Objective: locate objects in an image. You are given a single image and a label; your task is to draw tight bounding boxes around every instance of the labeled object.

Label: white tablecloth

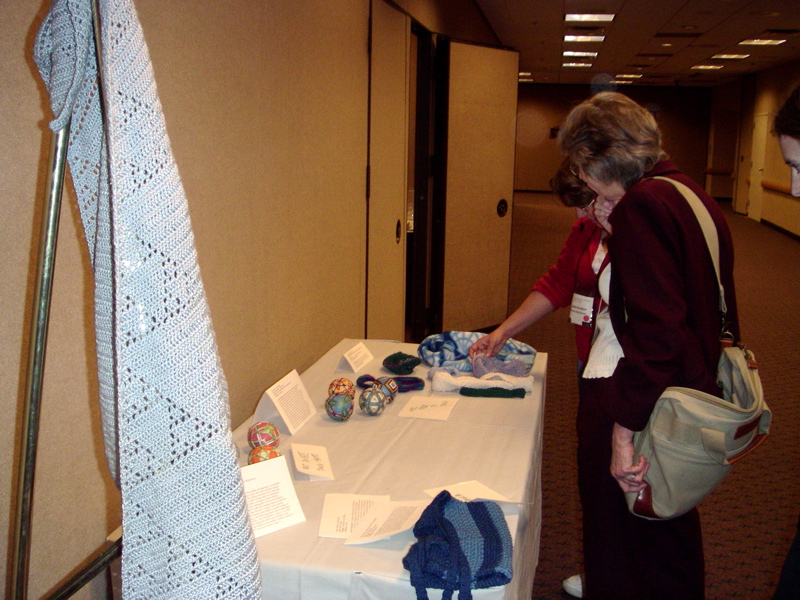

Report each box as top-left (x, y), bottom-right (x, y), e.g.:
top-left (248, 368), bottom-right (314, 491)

top-left (232, 339), bottom-right (546, 600)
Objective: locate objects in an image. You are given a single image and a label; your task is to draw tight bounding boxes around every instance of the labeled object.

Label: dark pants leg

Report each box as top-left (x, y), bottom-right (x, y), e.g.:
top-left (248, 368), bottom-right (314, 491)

top-left (773, 515), bottom-right (800, 600)
top-left (577, 377), bottom-right (705, 600)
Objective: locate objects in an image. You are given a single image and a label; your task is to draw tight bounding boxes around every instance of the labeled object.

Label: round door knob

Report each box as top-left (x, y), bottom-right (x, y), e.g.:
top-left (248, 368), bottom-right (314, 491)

top-left (497, 199), bottom-right (508, 217)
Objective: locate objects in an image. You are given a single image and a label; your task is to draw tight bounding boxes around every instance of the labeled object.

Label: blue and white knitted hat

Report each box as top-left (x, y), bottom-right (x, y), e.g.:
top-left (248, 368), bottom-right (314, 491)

top-left (403, 490), bottom-right (513, 600)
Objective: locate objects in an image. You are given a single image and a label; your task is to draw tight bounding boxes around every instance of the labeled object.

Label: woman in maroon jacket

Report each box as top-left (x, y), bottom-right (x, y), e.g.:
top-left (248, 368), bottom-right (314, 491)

top-left (558, 92), bottom-right (739, 600)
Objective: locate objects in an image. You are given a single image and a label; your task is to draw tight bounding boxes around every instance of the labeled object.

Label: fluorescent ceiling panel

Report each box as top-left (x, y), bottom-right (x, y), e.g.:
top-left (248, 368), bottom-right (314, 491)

top-left (739, 38), bottom-right (786, 45)
top-left (564, 35), bottom-right (605, 42)
top-left (565, 14), bottom-right (615, 23)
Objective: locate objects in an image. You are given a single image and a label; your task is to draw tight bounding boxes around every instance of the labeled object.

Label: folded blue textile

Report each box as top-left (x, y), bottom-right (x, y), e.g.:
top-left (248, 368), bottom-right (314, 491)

top-left (403, 490), bottom-right (513, 600)
top-left (417, 331), bottom-right (535, 372)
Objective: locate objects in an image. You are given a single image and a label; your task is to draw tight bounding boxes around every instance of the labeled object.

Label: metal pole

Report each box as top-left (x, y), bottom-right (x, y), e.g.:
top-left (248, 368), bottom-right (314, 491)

top-left (41, 538), bottom-right (122, 600)
top-left (11, 122), bottom-right (71, 600)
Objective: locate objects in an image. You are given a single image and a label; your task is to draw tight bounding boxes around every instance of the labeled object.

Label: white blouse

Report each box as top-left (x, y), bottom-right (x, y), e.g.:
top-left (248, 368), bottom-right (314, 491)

top-left (582, 243), bottom-right (625, 379)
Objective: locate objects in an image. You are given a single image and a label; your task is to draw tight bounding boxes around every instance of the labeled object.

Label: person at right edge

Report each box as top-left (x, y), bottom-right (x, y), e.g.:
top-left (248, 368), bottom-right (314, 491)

top-left (557, 91), bottom-right (740, 600)
top-left (772, 84), bottom-right (800, 600)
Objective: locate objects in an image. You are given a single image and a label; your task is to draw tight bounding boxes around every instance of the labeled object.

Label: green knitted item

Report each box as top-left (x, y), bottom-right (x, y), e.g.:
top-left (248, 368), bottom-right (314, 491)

top-left (459, 387), bottom-right (525, 399)
top-left (383, 351), bottom-right (421, 375)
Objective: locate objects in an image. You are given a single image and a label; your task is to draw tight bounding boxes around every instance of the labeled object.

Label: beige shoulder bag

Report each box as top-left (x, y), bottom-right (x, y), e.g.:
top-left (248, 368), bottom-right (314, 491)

top-left (626, 177), bottom-right (771, 520)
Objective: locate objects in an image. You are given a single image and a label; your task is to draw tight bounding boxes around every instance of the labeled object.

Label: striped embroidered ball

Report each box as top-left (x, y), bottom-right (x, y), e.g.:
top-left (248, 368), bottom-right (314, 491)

top-left (359, 386), bottom-right (386, 416)
top-left (248, 446), bottom-right (282, 464)
top-left (247, 421), bottom-right (280, 449)
top-left (328, 377), bottom-right (356, 398)
top-left (375, 376), bottom-right (399, 403)
top-left (325, 393), bottom-right (354, 421)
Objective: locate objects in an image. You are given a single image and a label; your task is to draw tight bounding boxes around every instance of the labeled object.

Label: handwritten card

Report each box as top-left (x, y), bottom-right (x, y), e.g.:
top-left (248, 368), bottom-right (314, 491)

top-left (241, 455), bottom-right (306, 538)
top-left (318, 493), bottom-right (390, 538)
top-left (397, 395), bottom-right (459, 420)
top-left (337, 342), bottom-right (374, 372)
top-left (291, 443), bottom-right (334, 480)
top-left (344, 499), bottom-right (428, 545)
top-left (260, 370), bottom-right (316, 435)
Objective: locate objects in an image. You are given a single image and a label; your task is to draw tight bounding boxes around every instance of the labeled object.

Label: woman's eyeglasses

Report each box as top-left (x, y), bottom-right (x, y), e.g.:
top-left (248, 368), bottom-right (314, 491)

top-left (576, 191), bottom-right (598, 210)
top-left (568, 163), bottom-right (598, 209)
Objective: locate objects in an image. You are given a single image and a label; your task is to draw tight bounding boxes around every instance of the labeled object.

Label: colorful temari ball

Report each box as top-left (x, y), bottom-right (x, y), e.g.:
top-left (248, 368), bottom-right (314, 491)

top-left (248, 446), bottom-right (282, 464)
top-left (359, 386), bottom-right (386, 416)
top-left (328, 377), bottom-right (356, 398)
top-left (248, 421), bottom-right (280, 449)
top-left (326, 393), bottom-right (354, 421)
top-left (375, 376), bottom-right (399, 403)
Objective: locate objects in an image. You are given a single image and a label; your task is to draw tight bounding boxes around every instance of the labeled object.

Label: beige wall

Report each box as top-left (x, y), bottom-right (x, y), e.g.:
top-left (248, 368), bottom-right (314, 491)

top-left (393, 0), bottom-right (497, 44)
top-left (750, 60), bottom-right (800, 235)
top-left (137, 0), bottom-right (370, 427)
top-left (2, 1), bottom-right (370, 597)
top-left (0, 0), bottom-right (495, 598)
top-left (515, 84), bottom-right (712, 191)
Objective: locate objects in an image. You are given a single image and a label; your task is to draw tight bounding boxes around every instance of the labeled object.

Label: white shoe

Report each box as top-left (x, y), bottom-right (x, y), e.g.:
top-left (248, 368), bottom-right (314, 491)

top-left (562, 573), bottom-right (584, 598)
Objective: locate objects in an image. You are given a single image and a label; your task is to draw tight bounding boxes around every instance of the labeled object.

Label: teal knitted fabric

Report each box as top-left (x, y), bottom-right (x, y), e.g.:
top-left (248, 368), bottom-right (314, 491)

top-left (459, 387), bottom-right (526, 399)
top-left (383, 351), bottom-right (422, 375)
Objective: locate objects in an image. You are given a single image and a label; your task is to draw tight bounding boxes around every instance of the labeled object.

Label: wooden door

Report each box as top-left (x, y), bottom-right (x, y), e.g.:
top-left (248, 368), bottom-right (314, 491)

top-left (367, 0), bottom-right (409, 340)
top-left (747, 113), bottom-right (769, 221)
top-left (442, 41), bottom-right (519, 331)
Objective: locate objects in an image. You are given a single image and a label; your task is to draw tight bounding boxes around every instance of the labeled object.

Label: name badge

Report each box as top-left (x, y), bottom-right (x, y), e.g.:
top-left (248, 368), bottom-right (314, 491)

top-left (569, 293), bottom-right (595, 327)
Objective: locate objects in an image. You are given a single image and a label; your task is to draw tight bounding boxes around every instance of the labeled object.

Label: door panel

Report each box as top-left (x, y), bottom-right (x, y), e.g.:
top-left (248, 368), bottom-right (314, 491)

top-left (367, 0), bottom-right (409, 340)
top-left (442, 42), bottom-right (519, 331)
top-left (747, 113), bottom-right (768, 221)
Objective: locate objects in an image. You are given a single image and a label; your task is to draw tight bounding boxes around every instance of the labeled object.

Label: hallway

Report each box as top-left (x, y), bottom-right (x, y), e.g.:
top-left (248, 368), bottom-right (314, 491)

top-left (506, 192), bottom-right (800, 599)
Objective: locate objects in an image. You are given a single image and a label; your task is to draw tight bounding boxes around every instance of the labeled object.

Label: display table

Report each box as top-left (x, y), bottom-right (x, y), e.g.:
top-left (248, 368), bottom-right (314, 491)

top-left (232, 339), bottom-right (546, 600)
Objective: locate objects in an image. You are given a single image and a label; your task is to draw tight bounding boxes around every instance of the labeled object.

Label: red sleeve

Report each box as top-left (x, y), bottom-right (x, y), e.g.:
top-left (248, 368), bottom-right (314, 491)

top-left (533, 219), bottom-right (599, 310)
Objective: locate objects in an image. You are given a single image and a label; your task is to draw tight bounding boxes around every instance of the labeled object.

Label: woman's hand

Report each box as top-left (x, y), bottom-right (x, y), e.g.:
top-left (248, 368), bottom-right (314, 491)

top-left (590, 195), bottom-right (619, 235)
top-left (610, 422), bottom-right (650, 493)
top-left (469, 329), bottom-right (508, 358)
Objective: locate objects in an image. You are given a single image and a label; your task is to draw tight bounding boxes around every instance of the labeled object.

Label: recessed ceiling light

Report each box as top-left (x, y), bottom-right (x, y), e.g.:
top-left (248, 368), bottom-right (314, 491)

top-left (518, 78), bottom-right (535, 83)
top-left (564, 35), bottom-right (605, 43)
top-left (662, 43), bottom-right (673, 47)
top-left (691, 64), bottom-right (724, 70)
top-left (519, 71), bottom-right (532, 76)
top-left (563, 51), bottom-right (598, 58)
top-left (712, 54), bottom-right (750, 60)
top-left (609, 80), bottom-right (633, 84)
top-left (739, 38), bottom-right (786, 45)
top-left (565, 14), bottom-right (615, 23)
top-left (563, 62), bottom-right (593, 68)
top-left (616, 74), bottom-right (642, 79)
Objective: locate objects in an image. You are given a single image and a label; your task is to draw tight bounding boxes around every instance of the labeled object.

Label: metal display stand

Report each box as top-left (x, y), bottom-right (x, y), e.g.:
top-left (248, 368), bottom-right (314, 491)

top-left (9, 3), bottom-right (122, 598)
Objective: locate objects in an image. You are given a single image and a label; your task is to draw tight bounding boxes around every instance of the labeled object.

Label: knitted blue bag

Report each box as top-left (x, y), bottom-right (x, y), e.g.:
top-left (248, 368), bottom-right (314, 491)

top-left (403, 490), bottom-right (513, 600)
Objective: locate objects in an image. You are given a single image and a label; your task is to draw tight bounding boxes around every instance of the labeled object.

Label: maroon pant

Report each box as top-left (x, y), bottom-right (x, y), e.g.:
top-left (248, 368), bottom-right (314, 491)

top-left (577, 377), bottom-right (705, 600)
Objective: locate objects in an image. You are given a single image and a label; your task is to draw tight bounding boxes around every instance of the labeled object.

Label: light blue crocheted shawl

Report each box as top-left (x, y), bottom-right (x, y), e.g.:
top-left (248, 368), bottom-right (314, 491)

top-left (34, 1), bottom-right (261, 598)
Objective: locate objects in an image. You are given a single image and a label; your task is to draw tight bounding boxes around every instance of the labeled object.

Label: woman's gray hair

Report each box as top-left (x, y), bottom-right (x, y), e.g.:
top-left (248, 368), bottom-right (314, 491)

top-left (557, 92), bottom-right (668, 189)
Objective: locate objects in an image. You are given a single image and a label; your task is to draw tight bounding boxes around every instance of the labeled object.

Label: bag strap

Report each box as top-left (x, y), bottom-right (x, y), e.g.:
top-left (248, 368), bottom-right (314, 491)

top-left (649, 177), bottom-right (729, 322)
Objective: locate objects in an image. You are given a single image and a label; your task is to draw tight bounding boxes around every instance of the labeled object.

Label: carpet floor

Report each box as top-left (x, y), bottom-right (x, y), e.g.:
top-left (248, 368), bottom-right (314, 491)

top-left (506, 192), bottom-right (800, 600)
